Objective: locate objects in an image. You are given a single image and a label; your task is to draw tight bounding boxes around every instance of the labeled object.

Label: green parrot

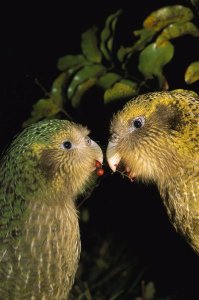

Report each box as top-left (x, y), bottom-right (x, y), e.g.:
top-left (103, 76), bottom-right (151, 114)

top-left (107, 90), bottom-right (199, 254)
top-left (0, 119), bottom-right (103, 299)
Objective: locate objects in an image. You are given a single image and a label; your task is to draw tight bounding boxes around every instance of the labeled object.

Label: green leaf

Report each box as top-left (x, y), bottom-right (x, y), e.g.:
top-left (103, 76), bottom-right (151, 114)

top-left (117, 46), bottom-right (128, 63)
top-left (52, 64), bottom-right (86, 105)
top-left (71, 78), bottom-right (97, 108)
top-left (107, 10), bottom-right (122, 53)
top-left (50, 72), bottom-right (68, 107)
top-left (104, 79), bottom-right (137, 104)
top-left (98, 72), bottom-right (122, 90)
top-left (32, 99), bottom-right (60, 118)
top-left (138, 41), bottom-right (174, 87)
top-left (57, 54), bottom-right (88, 71)
top-left (23, 98), bottom-right (60, 126)
top-left (81, 209), bottom-right (90, 223)
top-left (132, 28), bottom-right (155, 51)
top-left (120, 79), bottom-right (138, 87)
top-left (145, 281), bottom-right (156, 300)
top-left (24, 70), bottom-right (74, 125)
top-left (156, 22), bottom-right (199, 45)
top-left (117, 29), bottom-right (155, 63)
top-left (100, 10), bottom-right (122, 61)
top-left (143, 5), bottom-right (193, 32)
top-left (81, 26), bottom-right (102, 63)
top-left (67, 64), bottom-right (106, 99)
top-left (185, 61), bottom-right (199, 84)
top-left (189, 0), bottom-right (199, 8)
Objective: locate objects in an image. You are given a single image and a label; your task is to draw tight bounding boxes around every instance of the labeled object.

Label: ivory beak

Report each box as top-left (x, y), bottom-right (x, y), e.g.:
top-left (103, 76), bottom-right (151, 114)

top-left (106, 142), bottom-right (121, 172)
top-left (93, 140), bottom-right (103, 165)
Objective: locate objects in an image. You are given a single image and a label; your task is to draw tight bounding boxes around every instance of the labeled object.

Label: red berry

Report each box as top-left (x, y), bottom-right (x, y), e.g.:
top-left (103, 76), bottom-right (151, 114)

top-left (95, 160), bottom-right (102, 168)
top-left (96, 168), bottom-right (104, 176)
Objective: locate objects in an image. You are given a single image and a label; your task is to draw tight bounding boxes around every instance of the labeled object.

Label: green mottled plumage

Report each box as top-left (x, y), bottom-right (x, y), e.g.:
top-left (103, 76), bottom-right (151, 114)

top-left (107, 90), bottom-right (199, 253)
top-left (0, 119), bottom-right (103, 299)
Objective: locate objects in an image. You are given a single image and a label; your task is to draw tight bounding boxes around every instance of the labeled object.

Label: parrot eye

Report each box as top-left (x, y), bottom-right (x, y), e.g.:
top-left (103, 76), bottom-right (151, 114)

top-left (61, 141), bottom-right (72, 150)
top-left (85, 136), bottom-right (92, 146)
top-left (132, 117), bottom-right (145, 129)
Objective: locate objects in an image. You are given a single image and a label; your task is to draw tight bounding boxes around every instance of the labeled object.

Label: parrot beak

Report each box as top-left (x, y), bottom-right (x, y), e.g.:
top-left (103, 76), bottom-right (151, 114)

top-left (92, 140), bottom-right (103, 170)
top-left (97, 153), bottom-right (104, 166)
top-left (106, 141), bottom-right (121, 172)
top-left (94, 142), bottom-right (103, 165)
top-left (107, 141), bottom-right (136, 180)
top-left (95, 154), bottom-right (103, 166)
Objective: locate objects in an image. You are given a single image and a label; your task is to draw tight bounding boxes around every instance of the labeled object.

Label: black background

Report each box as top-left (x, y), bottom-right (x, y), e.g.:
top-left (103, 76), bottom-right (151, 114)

top-left (1, 1), bottom-right (199, 299)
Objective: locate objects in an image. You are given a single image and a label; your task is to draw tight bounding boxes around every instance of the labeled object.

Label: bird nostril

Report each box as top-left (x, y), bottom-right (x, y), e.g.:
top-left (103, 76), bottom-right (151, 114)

top-left (109, 133), bottom-right (119, 143)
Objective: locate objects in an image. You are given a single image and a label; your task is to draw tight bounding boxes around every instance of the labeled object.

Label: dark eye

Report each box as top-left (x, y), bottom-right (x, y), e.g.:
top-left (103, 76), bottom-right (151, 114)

top-left (62, 141), bottom-right (72, 149)
top-left (85, 136), bottom-right (92, 145)
top-left (132, 117), bottom-right (145, 129)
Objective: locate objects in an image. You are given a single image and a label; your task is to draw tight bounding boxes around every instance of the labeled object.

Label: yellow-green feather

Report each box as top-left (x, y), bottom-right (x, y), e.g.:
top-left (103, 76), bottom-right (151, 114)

top-left (110, 90), bottom-right (199, 253)
top-left (0, 119), bottom-right (102, 299)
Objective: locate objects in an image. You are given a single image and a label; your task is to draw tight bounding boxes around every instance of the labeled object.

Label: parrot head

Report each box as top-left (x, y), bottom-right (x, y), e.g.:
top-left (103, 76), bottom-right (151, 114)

top-left (1, 119), bottom-right (103, 201)
top-left (107, 90), bottom-right (199, 185)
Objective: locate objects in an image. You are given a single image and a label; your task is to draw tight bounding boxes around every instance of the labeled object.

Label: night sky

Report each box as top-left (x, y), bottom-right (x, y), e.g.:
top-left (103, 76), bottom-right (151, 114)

top-left (1, 1), bottom-right (199, 299)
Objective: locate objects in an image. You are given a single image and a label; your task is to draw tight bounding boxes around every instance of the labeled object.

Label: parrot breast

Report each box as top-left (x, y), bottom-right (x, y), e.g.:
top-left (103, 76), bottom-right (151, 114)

top-left (0, 197), bottom-right (80, 299)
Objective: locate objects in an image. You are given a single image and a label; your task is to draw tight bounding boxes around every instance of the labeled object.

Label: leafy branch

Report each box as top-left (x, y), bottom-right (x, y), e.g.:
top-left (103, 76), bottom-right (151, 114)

top-left (24, 4), bottom-right (199, 126)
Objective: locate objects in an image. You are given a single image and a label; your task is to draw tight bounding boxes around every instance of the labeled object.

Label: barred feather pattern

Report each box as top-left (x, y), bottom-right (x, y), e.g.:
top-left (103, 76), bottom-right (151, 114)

top-left (0, 199), bottom-right (80, 299)
top-left (0, 119), bottom-right (103, 299)
top-left (161, 166), bottom-right (199, 253)
top-left (107, 90), bottom-right (199, 253)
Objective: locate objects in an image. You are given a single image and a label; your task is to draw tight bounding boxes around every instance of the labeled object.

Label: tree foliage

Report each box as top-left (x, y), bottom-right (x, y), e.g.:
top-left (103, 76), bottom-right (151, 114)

top-left (24, 4), bottom-right (199, 127)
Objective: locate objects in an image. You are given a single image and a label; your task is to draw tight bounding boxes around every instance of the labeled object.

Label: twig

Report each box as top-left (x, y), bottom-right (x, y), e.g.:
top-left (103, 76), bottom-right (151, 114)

top-left (60, 108), bottom-right (73, 121)
top-left (34, 78), bottom-right (50, 97)
top-left (91, 261), bottom-right (131, 290)
top-left (35, 78), bottom-right (73, 120)
top-left (128, 266), bottom-right (148, 292)
top-left (84, 282), bottom-right (93, 300)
